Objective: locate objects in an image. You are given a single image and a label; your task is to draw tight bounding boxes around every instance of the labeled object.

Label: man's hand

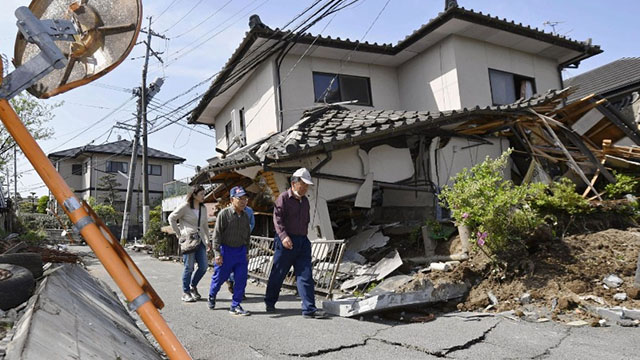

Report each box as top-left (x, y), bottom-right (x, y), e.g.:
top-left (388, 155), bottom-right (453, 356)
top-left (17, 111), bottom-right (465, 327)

top-left (282, 236), bottom-right (293, 250)
top-left (215, 255), bottom-right (223, 266)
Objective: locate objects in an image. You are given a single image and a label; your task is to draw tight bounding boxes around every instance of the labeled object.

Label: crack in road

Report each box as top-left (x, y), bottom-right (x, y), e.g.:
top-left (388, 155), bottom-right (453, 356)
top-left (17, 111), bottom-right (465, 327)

top-left (191, 324), bottom-right (267, 357)
top-left (531, 327), bottom-right (573, 359)
top-left (284, 320), bottom-right (501, 358)
top-left (283, 327), bottom-right (389, 357)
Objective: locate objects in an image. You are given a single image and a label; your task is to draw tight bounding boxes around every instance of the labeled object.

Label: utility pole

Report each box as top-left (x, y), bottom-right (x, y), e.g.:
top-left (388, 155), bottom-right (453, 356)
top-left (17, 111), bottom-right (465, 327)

top-left (134, 17), bottom-right (166, 236)
top-left (120, 76), bottom-right (163, 244)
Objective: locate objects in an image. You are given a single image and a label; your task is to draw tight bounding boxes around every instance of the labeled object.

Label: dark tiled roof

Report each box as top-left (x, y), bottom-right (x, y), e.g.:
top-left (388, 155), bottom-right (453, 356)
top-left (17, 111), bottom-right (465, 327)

top-left (189, 6), bottom-right (600, 124)
top-left (48, 140), bottom-right (186, 162)
top-left (565, 57), bottom-right (640, 103)
top-left (193, 88), bottom-right (569, 183)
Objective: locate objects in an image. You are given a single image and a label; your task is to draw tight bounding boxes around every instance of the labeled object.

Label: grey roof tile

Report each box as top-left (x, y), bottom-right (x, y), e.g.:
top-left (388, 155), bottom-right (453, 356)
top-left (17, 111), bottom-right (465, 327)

top-left (48, 140), bottom-right (186, 162)
top-left (565, 57), bottom-right (640, 103)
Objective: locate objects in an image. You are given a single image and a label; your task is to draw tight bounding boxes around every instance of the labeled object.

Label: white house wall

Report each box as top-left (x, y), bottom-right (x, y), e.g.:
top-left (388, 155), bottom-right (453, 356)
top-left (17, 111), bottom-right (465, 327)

top-left (452, 35), bottom-right (561, 108)
top-left (279, 55), bottom-right (401, 130)
top-left (429, 136), bottom-right (511, 189)
top-left (397, 36), bottom-right (461, 112)
top-left (215, 60), bottom-right (278, 150)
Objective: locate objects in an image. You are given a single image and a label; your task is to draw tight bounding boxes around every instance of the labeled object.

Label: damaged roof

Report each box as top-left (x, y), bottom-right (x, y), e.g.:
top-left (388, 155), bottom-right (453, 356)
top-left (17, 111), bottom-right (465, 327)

top-left (189, 5), bottom-right (601, 125)
top-left (48, 140), bottom-right (186, 163)
top-left (565, 57), bottom-right (640, 103)
top-left (192, 88), bottom-right (570, 183)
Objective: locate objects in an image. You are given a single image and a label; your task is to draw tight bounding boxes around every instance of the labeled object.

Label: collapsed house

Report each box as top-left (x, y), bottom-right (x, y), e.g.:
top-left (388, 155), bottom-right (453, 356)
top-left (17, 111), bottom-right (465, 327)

top-left (183, 2), bottom-right (640, 307)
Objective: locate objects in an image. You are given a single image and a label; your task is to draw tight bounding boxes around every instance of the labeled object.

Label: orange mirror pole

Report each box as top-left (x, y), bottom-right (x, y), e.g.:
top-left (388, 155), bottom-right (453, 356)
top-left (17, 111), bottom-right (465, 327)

top-left (0, 99), bottom-right (192, 360)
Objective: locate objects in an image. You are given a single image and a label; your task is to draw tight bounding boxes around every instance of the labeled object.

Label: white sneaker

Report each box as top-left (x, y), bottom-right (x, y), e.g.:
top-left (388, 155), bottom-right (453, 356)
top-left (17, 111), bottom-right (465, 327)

top-left (182, 293), bottom-right (196, 302)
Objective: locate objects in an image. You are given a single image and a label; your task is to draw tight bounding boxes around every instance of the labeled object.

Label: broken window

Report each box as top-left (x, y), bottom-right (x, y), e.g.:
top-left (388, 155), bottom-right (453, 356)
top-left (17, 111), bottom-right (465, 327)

top-left (489, 69), bottom-right (536, 105)
top-left (313, 72), bottom-right (372, 106)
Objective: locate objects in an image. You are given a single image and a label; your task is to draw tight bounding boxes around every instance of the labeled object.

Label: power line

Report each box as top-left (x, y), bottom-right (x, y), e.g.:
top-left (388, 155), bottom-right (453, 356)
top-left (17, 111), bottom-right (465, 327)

top-left (151, 0), bottom-right (184, 24)
top-left (172, 0), bottom-right (234, 39)
top-left (161, 0), bottom-right (207, 33)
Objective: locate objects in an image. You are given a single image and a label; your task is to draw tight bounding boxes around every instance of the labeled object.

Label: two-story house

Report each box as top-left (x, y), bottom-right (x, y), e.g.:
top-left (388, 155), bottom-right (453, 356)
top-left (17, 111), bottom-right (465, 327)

top-left (187, 2), bottom-right (603, 240)
top-left (48, 139), bottom-right (185, 235)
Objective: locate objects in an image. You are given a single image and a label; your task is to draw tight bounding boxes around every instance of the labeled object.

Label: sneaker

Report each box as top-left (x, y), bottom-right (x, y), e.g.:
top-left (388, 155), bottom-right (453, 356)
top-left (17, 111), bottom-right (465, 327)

top-left (207, 296), bottom-right (216, 310)
top-left (303, 309), bottom-right (328, 319)
top-left (190, 286), bottom-right (202, 301)
top-left (182, 293), bottom-right (196, 303)
top-left (229, 305), bottom-right (251, 316)
top-left (227, 280), bottom-right (234, 294)
top-left (265, 304), bottom-right (276, 313)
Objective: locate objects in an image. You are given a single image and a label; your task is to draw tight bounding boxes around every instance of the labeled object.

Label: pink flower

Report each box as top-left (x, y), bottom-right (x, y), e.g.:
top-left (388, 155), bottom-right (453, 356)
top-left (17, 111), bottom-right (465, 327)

top-left (462, 212), bottom-right (469, 219)
top-left (476, 231), bottom-right (488, 246)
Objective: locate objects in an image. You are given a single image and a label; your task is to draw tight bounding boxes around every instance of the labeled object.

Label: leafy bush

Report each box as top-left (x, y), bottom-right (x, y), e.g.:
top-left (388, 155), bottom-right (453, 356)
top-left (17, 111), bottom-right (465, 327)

top-left (604, 172), bottom-right (640, 199)
top-left (531, 178), bottom-right (591, 215)
top-left (143, 205), bottom-right (172, 257)
top-left (438, 149), bottom-right (544, 259)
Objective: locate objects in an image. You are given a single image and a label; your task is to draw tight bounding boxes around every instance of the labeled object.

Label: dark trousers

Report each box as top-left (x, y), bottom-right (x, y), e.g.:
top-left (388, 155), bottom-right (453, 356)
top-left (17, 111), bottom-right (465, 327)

top-left (265, 234), bottom-right (317, 315)
top-left (182, 241), bottom-right (208, 293)
top-left (209, 245), bottom-right (248, 307)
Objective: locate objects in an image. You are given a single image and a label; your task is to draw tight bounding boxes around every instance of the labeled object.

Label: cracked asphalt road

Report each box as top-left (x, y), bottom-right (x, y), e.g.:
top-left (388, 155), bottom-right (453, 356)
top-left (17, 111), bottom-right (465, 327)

top-left (81, 248), bottom-right (639, 359)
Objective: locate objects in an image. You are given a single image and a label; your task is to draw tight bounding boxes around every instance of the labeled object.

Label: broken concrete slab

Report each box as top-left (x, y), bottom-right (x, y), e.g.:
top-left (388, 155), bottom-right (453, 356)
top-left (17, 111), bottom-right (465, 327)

top-left (340, 250), bottom-right (402, 290)
top-left (325, 281), bottom-right (467, 317)
top-left (5, 264), bottom-right (160, 360)
top-left (369, 275), bottom-right (413, 295)
top-left (345, 227), bottom-right (389, 254)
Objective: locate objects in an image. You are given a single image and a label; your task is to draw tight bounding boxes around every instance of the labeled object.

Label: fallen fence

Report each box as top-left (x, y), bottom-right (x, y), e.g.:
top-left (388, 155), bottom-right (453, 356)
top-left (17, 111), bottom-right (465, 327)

top-left (247, 236), bottom-right (346, 297)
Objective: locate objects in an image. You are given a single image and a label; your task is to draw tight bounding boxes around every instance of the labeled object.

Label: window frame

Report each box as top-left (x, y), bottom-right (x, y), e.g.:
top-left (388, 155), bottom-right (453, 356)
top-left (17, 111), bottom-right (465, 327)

top-left (71, 164), bottom-right (83, 176)
top-left (224, 121), bottom-right (232, 147)
top-left (488, 68), bottom-right (536, 106)
top-left (312, 71), bottom-right (373, 106)
top-left (106, 161), bottom-right (128, 174)
top-left (148, 164), bottom-right (162, 176)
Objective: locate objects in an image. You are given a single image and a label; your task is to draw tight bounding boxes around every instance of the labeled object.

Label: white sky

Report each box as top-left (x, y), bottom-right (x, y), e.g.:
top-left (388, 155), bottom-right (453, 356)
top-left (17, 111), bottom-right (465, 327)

top-left (0, 0), bottom-right (638, 196)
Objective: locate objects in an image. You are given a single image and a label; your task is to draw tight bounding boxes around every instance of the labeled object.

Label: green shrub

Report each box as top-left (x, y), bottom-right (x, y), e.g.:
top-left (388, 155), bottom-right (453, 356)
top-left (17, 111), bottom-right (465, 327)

top-left (531, 178), bottom-right (591, 215)
top-left (604, 172), bottom-right (640, 199)
top-left (438, 149), bottom-right (543, 259)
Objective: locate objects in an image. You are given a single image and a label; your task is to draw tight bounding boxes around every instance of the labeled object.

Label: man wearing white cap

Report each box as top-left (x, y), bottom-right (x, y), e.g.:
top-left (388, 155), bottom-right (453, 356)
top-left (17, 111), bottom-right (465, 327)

top-left (264, 168), bottom-right (327, 318)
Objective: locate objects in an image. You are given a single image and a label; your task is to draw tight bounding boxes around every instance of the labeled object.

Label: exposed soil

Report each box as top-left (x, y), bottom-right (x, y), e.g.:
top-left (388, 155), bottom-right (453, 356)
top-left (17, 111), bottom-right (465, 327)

top-left (423, 228), bottom-right (640, 317)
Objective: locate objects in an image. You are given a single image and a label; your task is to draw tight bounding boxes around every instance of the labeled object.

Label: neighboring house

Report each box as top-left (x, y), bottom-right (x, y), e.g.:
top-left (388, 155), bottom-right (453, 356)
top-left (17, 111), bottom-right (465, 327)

top-left (189, 1), bottom-right (600, 156)
top-left (48, 139), bottom-right (185, 231)
top-left (565, 57), bottom-right (640, 147)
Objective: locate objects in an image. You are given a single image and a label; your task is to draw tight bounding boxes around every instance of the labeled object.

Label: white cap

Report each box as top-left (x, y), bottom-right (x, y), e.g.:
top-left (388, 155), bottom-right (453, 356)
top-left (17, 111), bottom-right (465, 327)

top-left (292, 167), bottom-right (313, 185)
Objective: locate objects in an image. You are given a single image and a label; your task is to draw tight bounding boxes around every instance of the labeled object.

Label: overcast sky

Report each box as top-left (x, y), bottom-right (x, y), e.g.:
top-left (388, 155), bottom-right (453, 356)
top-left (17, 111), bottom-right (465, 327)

top-left (1, 0), bottom-right (638, 196)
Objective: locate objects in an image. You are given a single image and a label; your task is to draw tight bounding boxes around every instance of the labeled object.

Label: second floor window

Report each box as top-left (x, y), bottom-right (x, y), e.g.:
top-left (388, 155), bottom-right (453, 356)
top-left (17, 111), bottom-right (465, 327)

top-left (148, 164), bottom-right (162, 176)
top-left (313, 72), bottom-right (372, 106)
top-left (225, 121), bottom-right (232, 146)
top-left (106, 161), bottom-right (128, 174)
top-left (71, 164), bottom-right (82, 175)
top-left (489, 69), bottom-right (536, 105)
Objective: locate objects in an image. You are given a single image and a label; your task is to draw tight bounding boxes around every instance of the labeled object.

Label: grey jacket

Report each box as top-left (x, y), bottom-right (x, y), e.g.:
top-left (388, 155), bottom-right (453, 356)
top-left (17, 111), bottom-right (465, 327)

top-left (168, 202), bottom-right (210, 246)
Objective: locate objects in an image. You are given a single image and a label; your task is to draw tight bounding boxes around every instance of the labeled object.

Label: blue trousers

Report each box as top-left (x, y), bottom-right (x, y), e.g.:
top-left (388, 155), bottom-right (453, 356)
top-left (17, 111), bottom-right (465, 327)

top-left (209, 245), bottom-right (248, 307)
top-left (182, 241), bottom-right (208, 293)
top-left (265, 234), bottom-right (317, 315)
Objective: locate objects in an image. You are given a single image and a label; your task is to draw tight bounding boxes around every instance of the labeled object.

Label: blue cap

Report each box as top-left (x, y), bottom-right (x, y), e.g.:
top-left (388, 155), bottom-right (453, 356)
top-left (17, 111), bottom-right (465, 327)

top-left (230, 186), bottom-right (247, 198)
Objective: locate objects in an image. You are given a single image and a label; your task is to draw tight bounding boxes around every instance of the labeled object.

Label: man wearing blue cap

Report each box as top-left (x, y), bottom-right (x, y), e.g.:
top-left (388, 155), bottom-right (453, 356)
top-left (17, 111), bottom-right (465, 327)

top-left (207, 185), bottom-right (251, 316)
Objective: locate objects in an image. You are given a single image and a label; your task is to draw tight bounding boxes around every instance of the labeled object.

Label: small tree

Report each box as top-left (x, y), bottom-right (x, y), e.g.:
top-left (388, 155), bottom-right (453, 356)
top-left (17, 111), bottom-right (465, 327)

top-left (36, 195), bottom-right (49, 214)
top-left (87, 196), bottom-right (119, 225)
top-left (98, 174), bottom-right (121, 206)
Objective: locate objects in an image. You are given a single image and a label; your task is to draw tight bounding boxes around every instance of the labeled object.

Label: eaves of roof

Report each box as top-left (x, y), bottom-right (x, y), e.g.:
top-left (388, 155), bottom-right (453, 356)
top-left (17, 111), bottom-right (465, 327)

top-left (188, 6), bottom-right (601, 125)
top-left (191, 88), bottom-right (569, 185)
